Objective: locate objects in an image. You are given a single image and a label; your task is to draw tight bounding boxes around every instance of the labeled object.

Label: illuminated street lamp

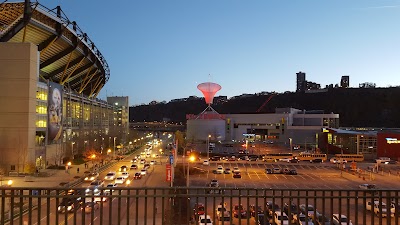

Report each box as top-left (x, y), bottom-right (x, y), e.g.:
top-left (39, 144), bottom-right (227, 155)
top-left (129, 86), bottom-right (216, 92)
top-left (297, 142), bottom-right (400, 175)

top-left (107, 149), bottom-right (112, 154)
top-left (206, 134), bottom-right (211, 160)
top-left (71, 142), bottom-right (75, 159)
top-left (113, 137), bottom-right (117, 159)
top-left (187, 155), bottom-right (196, 187)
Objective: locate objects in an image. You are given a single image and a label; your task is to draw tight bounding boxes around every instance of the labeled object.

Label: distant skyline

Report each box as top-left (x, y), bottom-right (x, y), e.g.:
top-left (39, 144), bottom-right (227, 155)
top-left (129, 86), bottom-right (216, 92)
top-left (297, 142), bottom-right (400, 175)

top-left (38, 0), bottom-right (400, 105)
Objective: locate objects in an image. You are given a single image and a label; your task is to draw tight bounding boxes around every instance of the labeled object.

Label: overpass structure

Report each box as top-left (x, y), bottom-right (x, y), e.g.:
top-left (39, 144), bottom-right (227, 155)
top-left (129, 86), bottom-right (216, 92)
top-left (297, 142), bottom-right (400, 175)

top-left (0, 0), bottom-right (109, 97)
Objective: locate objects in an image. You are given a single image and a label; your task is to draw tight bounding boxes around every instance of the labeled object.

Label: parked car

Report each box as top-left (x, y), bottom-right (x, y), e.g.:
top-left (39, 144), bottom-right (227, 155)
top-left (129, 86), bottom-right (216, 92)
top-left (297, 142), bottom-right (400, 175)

top-left (273, 168), bottom-right (282, 174)
top-left (233, 204), bottom-right (248, 218)
top-left (216, 204), bottom-right (231, 221)
top-left (332, 214), bottom-right (353, 225)
top-left (233, 171), bottom-right (242, 178)
top-left (224, 168), bottom-right (231, 174)
top-left (283, 203), bottom-right (299, 216)
top-left (198, 215), bottom-right (213, 225)
top-left (279, 158), bottom-right (291, 163)
top-left (263, 157), bottom-right (277, 162)
top-left (299, 204), bottom-right (320, 219)
top-left (273, 211), bottom-right (290, 225)
top-left (250, 205), bottom-right (264, 217)
top-left (216, 165), bottom-right (224, 174)
top-left (359, 184), bottom-right (377, 190)
top-left (233, 167), bottom-right (240, 173)
top-left (283, 169), bottom-right (297, 175)
top-left (194, 203), bottom-right (205, 217)
top-left (366, 200), bottom-right (392, 217)
top-left (210, 179), bottom-right (219, 187)
top-left (266, 201), bottom-right (281, 216)
top-left (294, 213), bottom-right (314, 225)
top-left (265, 168), bottom-right (273, 174)
top-left (256, 214), bottom-right (270, 225)
top-left (203, 160), bottom-right (210, 166)
top-left (290, 158), bottom-right (300, 163)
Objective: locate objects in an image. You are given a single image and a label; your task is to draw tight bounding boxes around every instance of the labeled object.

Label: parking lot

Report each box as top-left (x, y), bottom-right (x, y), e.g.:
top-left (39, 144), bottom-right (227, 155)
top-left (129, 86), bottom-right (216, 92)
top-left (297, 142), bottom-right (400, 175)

top-left (188, 161), bottom-right (400, 190)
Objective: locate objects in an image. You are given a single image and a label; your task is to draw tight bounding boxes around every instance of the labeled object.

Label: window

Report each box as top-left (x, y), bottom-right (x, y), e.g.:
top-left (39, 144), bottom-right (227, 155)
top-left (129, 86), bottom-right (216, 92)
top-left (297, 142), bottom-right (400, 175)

top-left (11, 165), bottom-right (15, 171)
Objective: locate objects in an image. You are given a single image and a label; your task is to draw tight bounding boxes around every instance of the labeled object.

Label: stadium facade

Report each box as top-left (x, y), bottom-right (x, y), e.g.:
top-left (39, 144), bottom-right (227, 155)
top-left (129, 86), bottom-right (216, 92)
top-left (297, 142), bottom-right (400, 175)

top-left (0, 1), bottom-right (120, 173)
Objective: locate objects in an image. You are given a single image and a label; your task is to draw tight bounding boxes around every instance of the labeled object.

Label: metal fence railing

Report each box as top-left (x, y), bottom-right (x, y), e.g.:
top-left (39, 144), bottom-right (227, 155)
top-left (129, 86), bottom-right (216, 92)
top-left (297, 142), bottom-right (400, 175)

top-left (0, 187), bottom-right (399, 225)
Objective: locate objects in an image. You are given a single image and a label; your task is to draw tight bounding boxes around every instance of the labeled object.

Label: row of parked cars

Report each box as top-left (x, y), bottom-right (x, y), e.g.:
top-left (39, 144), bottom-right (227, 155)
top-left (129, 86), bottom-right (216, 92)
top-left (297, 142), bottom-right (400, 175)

top-left (193, 201), bottom-right (352, 225)
top-left (265, 167), bottom-right (297, 175)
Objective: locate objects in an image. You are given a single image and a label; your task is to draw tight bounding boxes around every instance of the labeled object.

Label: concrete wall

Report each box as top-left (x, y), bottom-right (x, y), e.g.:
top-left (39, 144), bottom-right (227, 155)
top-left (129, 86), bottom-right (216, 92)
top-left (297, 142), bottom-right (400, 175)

top-left (0, 42), bottom-right (38, 173)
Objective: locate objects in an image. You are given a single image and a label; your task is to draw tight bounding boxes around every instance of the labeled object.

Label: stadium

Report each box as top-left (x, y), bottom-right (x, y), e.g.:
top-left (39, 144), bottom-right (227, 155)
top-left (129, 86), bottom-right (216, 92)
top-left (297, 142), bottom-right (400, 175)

top-left (0, 0), bottom-right (124, 174)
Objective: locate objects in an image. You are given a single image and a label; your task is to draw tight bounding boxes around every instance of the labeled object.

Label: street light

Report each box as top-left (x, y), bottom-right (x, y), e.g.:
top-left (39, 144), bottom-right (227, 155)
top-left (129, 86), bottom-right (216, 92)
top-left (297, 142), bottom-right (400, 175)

top-left (113, 137), bottom-right (117, 160)
top-left (206, 134), bottom-right (211, 160)
top-left (289, 138), bottom-right (293, 154)
top-left (186, 155), bottom-right (196, 187)
top-left (71, 142), bottom-right (75, 159)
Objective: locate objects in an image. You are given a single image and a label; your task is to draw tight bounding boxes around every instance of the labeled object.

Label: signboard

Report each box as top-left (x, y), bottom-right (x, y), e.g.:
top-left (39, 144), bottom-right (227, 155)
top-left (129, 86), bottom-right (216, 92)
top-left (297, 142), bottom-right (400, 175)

top-left (166, 164), bottom-right (171, 182)
top-left (47, 82), bottom-right (63, 141)
top-left (169, 155), bottom-right (174, 165)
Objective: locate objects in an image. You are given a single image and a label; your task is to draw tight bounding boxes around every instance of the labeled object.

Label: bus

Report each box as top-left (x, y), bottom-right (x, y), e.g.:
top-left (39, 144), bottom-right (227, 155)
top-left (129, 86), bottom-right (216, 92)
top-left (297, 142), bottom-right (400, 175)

top-left (334, 154), bottom-right (364, 162)
top-left (262, 153), bottom-right (293, 162)
top-left (297, 153), bottom-right (328, 162)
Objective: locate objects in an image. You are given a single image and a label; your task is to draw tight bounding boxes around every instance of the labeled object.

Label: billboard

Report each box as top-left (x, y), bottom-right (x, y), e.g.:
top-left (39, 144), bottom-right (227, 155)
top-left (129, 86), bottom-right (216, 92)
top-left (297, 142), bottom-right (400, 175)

top-left (48, 82), bottom-right (63, 141)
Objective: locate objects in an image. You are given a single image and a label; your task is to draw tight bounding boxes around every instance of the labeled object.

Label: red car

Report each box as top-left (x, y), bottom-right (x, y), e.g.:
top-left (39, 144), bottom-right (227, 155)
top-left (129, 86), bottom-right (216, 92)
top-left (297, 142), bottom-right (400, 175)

top-left (194, 203), bottom-right (205, 216)
top-left (233, 204), bottom-right (247, 218)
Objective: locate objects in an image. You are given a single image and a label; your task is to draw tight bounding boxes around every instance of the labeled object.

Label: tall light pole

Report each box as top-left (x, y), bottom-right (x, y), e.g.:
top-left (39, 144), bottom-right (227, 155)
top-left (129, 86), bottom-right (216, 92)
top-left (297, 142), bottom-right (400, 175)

top-left (206, 134), bottom-right (211, 160)
top-left (113, 137), bottom-right (117, 160)
top-left (187, 155), bottom-right (195, 187)
top-left (71, 142), bottom-right (75, 159)
top-left (289, 138), bottom-right (293, 154)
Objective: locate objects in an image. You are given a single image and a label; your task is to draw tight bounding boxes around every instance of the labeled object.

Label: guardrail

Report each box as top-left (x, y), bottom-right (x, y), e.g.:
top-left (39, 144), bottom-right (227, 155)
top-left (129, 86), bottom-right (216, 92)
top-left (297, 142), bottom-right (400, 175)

top-left (0, 187), bottom-right (399, 225)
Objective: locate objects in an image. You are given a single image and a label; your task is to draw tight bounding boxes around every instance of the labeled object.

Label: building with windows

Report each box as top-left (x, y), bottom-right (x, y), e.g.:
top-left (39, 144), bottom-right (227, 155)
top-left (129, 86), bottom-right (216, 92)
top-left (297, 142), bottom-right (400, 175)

top-left (107, 96), bottom-right (129, 144)
top-left (296, 71), bottom-right (306, 92)
top-left (0, 1), bottom-right (116, 173)
top-left (187, 108), bottom-right (340, 150)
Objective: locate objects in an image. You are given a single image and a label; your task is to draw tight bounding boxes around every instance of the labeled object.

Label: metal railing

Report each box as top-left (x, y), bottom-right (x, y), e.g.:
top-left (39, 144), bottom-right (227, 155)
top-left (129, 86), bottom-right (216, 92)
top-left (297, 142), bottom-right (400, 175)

top-left (0, 187), bottom-right (399, 225)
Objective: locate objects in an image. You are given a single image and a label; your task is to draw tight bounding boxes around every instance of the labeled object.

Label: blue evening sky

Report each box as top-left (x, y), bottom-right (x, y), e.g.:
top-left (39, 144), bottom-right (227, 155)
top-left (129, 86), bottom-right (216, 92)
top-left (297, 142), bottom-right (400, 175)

top-left (38, 0), bottom-right (400, 106)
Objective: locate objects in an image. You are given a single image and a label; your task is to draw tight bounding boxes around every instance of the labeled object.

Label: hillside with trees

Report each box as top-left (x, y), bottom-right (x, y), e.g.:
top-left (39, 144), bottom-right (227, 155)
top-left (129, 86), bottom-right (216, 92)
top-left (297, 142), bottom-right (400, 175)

top-left (129, 88), bottom-right (400, 128)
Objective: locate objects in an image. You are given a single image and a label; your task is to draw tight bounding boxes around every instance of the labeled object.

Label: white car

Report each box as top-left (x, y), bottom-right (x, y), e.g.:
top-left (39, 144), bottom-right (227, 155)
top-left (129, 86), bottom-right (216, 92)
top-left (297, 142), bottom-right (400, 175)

top-left (203, 160), bottom-right (210, 166)
top-left (150, 160), bottom-right (155, 165)
top-left (332, 214), bottom-right (353, 225)
top-left (274, 211), bottom-right (289, 225)
top-left (216, 205), bottom-right (230, 221)
top-left (330, 158), bottom-right (347, 164)
top-left (198, 214), bottom-right (213, 225)
top-left (104, 183), bottom-right (118, 193)
top-left (114, 176), bottom-right (125, 184)
top-left (210, 179), bottom-right (219, 187)
top-left (233, 167), bottom-right (240, 173)
top-left (359, 184), bottom-right (377, 190)
top-left (366, 201), bottom-right (392, 217)
top-left (104, 172), bottom-right (116, 181)
top-left (216, 165), bottom-right (224, 174)
top-left (279, 158), bottom-right (291, 163)
top-left (120, 172), bottom-right (129, 179)
top-left (140, 169), bottom-right (147, 176)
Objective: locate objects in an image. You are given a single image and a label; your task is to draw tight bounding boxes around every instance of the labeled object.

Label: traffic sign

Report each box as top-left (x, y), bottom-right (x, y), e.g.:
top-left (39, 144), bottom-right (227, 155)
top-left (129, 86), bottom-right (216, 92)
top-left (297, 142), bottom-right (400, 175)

top-left (169, 155), bottom-right (174, 165)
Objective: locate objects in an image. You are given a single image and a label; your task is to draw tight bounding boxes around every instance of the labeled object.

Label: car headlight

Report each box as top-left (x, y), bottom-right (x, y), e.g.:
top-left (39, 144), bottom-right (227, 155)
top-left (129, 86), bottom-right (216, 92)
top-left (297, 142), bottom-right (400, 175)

top-left (7, 180), bottom-right (13, 186)
top-left (84, 177), bottom-right (88, 180)
top-left (58, 206), bottom-right (61, 210)
top-left (90, 177), bottom-right (95, 180)
top-left (67, 206), bottom-right (72, 211)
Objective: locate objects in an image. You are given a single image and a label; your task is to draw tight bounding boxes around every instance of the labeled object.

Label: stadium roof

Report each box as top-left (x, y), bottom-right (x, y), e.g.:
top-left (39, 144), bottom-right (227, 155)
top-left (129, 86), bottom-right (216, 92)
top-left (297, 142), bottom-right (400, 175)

top-left (0, 0), bottom-right (109, 97)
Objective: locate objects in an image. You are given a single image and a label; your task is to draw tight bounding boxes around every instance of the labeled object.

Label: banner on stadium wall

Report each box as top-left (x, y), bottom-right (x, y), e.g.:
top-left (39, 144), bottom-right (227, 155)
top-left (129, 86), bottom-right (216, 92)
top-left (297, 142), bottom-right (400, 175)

top-left (48, 82), bottom-right (63, 141)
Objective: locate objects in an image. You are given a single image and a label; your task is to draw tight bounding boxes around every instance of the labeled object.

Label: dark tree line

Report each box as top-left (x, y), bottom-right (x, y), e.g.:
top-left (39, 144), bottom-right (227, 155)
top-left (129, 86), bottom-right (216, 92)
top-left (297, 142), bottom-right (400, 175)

top-left (130, 88), bottom-right (400, 128)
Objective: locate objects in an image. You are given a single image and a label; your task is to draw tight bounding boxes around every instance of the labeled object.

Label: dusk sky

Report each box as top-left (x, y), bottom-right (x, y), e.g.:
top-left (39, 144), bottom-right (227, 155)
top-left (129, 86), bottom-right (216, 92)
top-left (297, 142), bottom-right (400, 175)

top-left (39, 0), bottom-right (400, 106)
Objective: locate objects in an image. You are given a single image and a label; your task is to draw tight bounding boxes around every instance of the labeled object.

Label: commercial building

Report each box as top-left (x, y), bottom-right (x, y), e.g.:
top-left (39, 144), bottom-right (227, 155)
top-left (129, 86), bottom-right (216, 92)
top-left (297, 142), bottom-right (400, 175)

top-left (187, 108), bottom-right (340, 150)
top-left (341, 76), bottom-right (350, 88)
top-left (0, 1), bottom-right (117, 173)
